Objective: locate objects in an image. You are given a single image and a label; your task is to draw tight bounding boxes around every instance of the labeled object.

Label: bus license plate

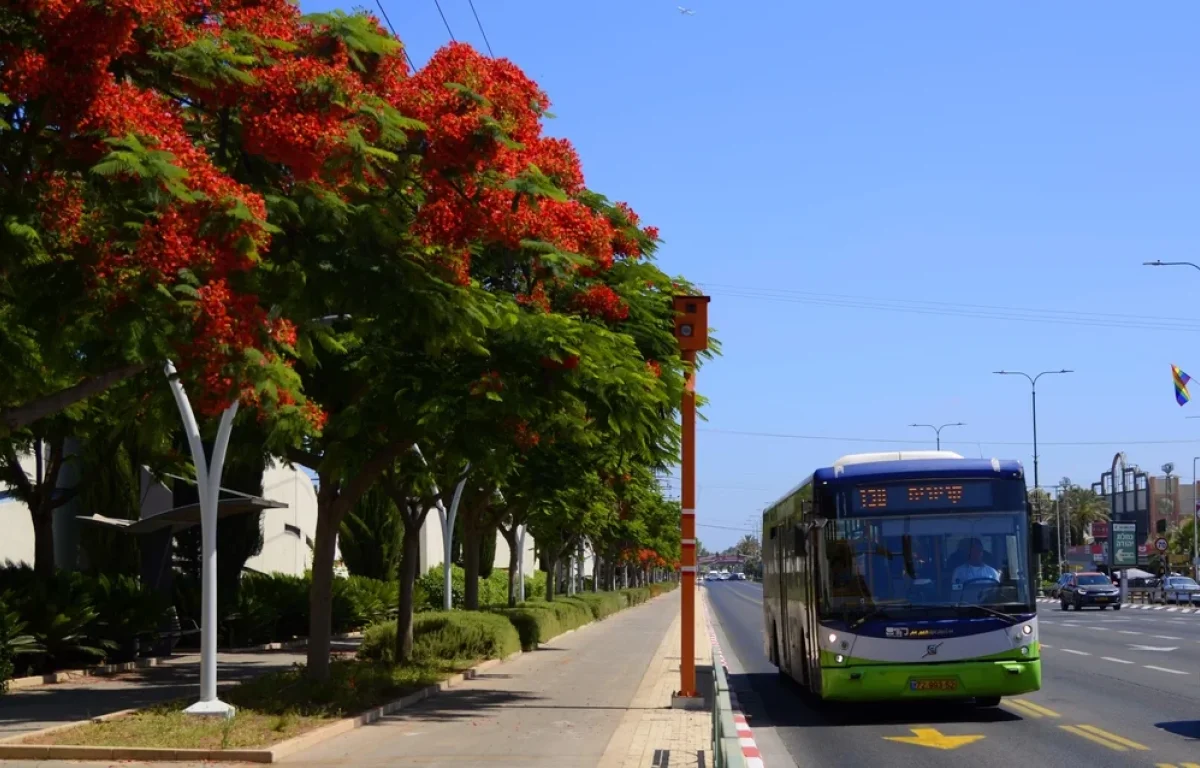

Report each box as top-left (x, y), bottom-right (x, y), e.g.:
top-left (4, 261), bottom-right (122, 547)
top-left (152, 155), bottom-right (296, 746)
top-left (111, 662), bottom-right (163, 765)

top-left (910, 678), bottom-right (959, 692)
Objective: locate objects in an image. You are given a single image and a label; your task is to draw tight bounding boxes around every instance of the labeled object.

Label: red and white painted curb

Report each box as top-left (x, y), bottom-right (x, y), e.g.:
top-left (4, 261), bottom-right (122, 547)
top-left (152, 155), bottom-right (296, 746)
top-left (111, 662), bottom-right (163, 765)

top-left (702, 597), bottom-right (764, 768)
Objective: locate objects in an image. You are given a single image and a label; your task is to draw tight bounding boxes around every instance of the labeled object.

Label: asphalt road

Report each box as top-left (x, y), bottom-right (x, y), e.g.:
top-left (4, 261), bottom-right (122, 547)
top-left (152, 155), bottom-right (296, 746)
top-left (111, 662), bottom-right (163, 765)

top-left (705, 580), bottom-right (1200, 768)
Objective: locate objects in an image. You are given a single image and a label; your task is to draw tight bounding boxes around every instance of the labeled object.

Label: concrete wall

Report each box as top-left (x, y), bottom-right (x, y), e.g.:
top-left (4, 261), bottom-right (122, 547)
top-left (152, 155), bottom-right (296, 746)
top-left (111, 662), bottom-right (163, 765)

top-left (0, 454), bottom-right (36, 567)
top-left (247, 462), bottom-right (326, 576)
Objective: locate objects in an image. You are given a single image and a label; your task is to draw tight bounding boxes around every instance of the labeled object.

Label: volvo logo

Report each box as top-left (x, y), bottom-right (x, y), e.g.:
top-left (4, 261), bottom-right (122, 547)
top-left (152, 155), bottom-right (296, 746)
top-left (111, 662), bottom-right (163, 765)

top-left (922, 642), bottom-right (943, 659)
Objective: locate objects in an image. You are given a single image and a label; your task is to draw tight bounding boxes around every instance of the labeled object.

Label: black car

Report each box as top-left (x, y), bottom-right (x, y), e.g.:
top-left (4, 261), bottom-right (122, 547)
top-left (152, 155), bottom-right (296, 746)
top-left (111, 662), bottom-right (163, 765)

top-left (1060, 572), bottom-right (1122, 610)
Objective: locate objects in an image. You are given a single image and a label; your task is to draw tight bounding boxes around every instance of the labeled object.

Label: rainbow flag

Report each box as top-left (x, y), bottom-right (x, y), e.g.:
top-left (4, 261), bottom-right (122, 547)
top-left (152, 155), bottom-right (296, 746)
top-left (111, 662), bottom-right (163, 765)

top-left (1174, 364), bottom-right (1192, 406)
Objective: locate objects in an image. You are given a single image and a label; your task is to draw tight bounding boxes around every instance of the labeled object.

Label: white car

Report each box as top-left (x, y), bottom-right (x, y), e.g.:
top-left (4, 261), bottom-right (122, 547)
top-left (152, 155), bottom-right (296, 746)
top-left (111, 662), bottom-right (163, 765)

top-left (1160, 576), bottom-right (1200, 604)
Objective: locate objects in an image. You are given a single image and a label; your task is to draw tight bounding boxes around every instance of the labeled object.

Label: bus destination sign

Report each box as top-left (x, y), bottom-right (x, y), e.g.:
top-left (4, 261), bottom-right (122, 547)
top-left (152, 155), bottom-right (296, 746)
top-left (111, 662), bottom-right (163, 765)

top-left (851, 481), bottom-right (994, 513)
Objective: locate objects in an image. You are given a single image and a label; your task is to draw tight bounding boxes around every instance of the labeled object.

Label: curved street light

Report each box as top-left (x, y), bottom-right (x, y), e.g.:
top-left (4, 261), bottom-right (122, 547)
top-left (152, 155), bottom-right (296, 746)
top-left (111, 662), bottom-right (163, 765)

top-left (908, 422), bottom-right (966, 451)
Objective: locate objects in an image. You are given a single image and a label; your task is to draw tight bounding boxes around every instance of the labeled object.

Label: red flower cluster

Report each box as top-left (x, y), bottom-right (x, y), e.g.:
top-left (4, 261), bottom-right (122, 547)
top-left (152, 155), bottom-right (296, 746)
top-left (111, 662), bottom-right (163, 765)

top-left (469, 370), bottom-right (504, 397)
top-left (512, 419), bottom-right (541, 451)
top-left (572, 285), bottom-right (629, 323)
top-left (539, 354), bottom-right (579, 371)
top-left (645, 360), bottom-right (662, 378)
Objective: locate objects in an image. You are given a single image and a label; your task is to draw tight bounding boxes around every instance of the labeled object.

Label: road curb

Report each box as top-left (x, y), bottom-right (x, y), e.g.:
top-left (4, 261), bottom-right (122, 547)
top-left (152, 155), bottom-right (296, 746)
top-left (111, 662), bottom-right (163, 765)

top-left (701, 590), bottom-right (764, 768)
top-left (0, 590), bottom-right (679, 763)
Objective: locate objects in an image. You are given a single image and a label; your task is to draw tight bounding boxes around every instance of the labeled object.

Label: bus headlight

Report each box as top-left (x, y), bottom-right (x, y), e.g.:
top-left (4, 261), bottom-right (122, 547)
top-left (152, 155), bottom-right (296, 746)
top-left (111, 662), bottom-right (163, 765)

top-left (1022, 624), bottom-right (1033, 636)
top-left (835, 654), bottom-right (845, 664)
top-left (828, 633), bottom-right (837, 644)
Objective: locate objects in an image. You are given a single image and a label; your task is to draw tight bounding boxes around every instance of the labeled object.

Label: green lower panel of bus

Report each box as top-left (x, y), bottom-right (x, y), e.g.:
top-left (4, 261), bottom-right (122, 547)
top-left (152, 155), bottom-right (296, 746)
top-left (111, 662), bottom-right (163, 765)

top-left (821, 658), bottom-right (1041, 701)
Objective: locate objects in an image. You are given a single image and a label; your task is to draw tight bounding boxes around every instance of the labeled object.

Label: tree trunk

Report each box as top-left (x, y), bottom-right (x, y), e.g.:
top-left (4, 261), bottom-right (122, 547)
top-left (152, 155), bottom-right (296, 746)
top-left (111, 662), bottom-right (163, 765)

top-left (395, 518), bottom-right (422, 663)
top-left (32, 504), bottom-right (55, 577)
top-left (545, 555), bottom-right (557, 602)
top-left (499, 524), bottom-right (519, 607)
top-left (462, 517), bottom-right (482, 610)
top-left (306, 506), bottom-right (341, 680)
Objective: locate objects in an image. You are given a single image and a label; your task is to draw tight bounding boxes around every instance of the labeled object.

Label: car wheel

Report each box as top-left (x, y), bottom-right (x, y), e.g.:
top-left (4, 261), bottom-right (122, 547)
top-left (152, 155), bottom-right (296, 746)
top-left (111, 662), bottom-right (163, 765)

top-left (1074, 596), bottom-right (1083, 611)
top-left (1114, 604), bottom-right (1122, 611)
top-left (1061, 598), bottom-right (1069, 611)
top-left (1100, 605), bottom-right (1108, 610)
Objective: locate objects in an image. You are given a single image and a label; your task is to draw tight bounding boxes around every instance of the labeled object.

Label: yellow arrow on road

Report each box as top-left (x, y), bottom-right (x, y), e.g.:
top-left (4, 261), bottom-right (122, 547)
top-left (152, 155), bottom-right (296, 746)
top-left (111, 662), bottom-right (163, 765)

top-left (883, 727), bottom-right (986, 750)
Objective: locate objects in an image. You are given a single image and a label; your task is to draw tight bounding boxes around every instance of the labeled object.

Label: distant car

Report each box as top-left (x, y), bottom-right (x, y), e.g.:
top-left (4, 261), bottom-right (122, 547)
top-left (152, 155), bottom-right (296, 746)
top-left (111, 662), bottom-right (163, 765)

top-left (1048, 573), bottom-right (1071, 600)
top-left (704, 571), bottom-right (719, 582)
top-left (1060, 572), bottom-right (1122, 610)
top-left (1159, 576), bottom-right (1200, 604)
top-left (733, 572), bottom-right (747, 581)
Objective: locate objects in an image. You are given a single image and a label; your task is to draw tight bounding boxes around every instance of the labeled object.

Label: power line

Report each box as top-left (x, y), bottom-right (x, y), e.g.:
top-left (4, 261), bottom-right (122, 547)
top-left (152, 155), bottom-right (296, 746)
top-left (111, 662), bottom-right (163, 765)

top-left (432, 0), bottom-right (456, 41)
top-left (698, 427), bottom-right (1200, 448)
top-left (466, 0), bottom-right (494, 56)
top-left (373, 0), bottom-right (418, 72)
top-left (698, 284), bottom-right (1200, 334)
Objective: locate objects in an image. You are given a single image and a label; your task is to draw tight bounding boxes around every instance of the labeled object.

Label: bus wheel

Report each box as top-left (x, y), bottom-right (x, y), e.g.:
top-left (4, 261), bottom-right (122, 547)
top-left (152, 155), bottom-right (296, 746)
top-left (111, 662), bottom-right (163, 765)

top-left (975, 696), bottom-right (1001, 707)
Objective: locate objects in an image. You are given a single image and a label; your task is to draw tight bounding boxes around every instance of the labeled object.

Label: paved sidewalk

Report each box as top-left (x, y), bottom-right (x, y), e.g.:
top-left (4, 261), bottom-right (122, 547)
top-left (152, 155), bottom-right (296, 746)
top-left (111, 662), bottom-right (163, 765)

top-left (280, 591), bottom-right (694, 768)
top-left (0, 650), bottom-right (309, 741)
top-left (597, 586), bottom-right (712, 768)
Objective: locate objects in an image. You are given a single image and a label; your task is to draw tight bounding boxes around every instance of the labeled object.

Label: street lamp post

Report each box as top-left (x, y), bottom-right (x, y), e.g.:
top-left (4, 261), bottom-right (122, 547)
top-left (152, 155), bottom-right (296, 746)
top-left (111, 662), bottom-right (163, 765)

top-left (908, 422), bottom-right (966, 451)
top-left (994, 369), bottom-right (1073, 589)
top-left (1193, 456), bottom-right (1199, 580)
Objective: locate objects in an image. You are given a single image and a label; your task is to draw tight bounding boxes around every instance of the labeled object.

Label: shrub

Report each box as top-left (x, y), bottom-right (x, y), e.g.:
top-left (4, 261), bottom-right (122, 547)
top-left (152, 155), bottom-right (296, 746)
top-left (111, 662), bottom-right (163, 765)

top-left (337, 575), bottom-right (398, 629)
top-left (571, 592), bottom-right (624, 620)
top-left (416, 565), bottom-right (465, 611)
top-left (531, 598), bottom-right (592, 633)
top-left (497, 605), bottom-right (560, 650)
top-left (622, 587), bottom-right (652, 607)
top-left (523, 570), bottom-right (547, 601)
top-left (87, 574), bottom-right (172, 662)
top-left (359, 611), bottom-right (520, 664)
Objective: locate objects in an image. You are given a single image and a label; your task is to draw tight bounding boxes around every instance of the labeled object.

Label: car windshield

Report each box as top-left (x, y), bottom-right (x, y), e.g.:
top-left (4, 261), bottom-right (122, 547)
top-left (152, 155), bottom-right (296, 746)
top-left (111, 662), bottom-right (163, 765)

top-left (1076, 575), bottom-right (1110, 586)
top-left (820, 510), bottom-right (1031, 620)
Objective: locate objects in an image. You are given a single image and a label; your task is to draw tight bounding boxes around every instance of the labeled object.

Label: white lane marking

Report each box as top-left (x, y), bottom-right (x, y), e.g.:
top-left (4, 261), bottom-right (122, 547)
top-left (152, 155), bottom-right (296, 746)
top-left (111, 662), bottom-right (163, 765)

top-left (1101, 656), bottom-right (1134, 664)
top-left (1040, 643), bottom-right (1054, 648)
top-left (1061, 649), bottom-right (1091, 656)
top-left (1144, 665), bottom-right (1189, 675)
top-left (1167, 607), bottom-right (1180, 612)
top-left (1086, 626), bottom-right (1110, 631)
top-left (1152, 635), bottom-right (1183, 640)
top-left (1118, 631), bottom-right (1142, 636)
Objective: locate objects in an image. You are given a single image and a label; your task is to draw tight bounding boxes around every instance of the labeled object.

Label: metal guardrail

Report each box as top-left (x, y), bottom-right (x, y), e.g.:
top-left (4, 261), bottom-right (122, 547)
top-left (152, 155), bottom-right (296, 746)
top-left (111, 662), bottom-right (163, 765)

top-left (712, 649), bottom-right (748, 768)
top-left (1125, 587), bottom-right (1200, 606)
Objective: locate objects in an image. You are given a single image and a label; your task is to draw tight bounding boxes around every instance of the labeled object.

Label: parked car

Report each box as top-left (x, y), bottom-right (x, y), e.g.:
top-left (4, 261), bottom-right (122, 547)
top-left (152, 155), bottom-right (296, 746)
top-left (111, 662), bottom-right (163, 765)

top-left (1158, 576), bottom-right (1200, 604)
top-left (1060, 572), bottom-right (1122, 611)
top-left (704, 571), bottom-right (720, 582)
top-left (732, 572), bottom-right (747, 581)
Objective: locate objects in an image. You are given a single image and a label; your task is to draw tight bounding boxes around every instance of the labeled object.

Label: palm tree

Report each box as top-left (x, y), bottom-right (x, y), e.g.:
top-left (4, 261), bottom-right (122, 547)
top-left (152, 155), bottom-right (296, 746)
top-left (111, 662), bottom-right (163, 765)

top-left (1058, 483), bottom-right (1108, 546)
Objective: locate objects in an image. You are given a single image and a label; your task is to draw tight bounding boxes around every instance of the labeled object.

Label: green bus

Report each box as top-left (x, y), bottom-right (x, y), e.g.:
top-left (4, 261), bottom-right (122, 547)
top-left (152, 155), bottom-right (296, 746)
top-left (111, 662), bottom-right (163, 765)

top-left (762, 451), bottom-right (1051, 704)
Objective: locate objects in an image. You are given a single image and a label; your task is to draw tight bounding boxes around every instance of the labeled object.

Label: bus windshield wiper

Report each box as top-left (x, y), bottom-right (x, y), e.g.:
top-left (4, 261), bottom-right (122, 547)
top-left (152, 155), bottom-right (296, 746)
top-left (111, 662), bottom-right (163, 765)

top-left (957, 603), bottom-right (1019, 625)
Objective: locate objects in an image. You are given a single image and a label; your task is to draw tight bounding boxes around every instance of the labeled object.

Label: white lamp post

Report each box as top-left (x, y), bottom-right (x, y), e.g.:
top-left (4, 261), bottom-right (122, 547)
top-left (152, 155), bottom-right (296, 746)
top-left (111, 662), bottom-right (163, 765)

top-left (165, 361), bottom-right (238, 719)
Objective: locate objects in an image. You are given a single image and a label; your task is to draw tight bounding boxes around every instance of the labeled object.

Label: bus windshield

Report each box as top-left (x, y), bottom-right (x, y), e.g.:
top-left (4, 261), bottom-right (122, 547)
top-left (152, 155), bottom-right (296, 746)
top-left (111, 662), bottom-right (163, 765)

top-left (821, 510), bottom-right (1032, 621)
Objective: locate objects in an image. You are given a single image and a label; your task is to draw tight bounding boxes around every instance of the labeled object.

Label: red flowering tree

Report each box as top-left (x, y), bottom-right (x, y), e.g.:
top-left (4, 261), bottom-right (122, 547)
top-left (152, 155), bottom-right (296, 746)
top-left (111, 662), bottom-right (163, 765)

top-left (0, 0), bottom-right (351, 434)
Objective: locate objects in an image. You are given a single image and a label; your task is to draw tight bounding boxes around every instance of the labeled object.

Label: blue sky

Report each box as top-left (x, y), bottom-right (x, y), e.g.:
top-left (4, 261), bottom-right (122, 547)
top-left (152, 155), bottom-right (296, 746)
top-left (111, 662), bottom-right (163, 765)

top-left (302, 0), bottom-right (1200, 550)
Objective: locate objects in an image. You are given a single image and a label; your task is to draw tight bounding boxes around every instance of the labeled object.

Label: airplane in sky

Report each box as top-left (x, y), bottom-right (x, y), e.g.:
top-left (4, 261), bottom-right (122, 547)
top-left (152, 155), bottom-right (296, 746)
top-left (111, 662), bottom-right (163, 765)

top-left (678, 6), bottom-right (695, 15)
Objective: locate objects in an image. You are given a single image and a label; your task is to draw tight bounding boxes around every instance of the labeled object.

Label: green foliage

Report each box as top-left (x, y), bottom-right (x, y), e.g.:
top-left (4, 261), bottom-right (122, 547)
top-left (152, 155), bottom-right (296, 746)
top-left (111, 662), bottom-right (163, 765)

top-left (415, 564), bottom-right (509, 611)
top-left (225, 572), bottom-right (397, 647)
top-left (0, 594), bottom-right (37, 693)
top-left (88, 574), bottom-right (172, 662)
top-left (358, 611), bottom-right (519, 664)
top-left (0, 566), bottom-right (113, 673)
top-left (621, 587), bottom-right (652, 607)
top-left (497, 606), bottom-right (560, 651)
top-left (569, 591), bottom-right (624, 620)
top-left (339, 485), bottom-right (403, 581)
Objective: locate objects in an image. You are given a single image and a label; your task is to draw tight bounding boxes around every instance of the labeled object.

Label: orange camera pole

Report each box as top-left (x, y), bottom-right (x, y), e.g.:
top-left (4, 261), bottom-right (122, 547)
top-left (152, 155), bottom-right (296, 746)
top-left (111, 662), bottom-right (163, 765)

top-left (679, 348), bottom-right (698, 697)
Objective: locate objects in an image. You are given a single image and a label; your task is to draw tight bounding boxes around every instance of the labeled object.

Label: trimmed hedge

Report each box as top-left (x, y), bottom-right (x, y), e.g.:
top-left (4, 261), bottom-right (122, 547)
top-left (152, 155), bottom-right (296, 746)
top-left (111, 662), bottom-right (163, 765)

top-left (622, 587), bottom-right (652, 607)
top-left (359, 610), bottom-right (520, 664)
top-left (570, 591), bottom-right (624, 620)
top-left (361, 580), bottom-right (678, 659)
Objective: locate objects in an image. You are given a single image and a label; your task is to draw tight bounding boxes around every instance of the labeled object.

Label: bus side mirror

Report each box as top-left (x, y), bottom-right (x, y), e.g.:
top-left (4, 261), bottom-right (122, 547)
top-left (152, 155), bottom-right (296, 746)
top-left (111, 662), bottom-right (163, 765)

top-left (1031, 522), bottom-right (1052, 554)
top-left (793, 524), bottom-right (807, 556)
